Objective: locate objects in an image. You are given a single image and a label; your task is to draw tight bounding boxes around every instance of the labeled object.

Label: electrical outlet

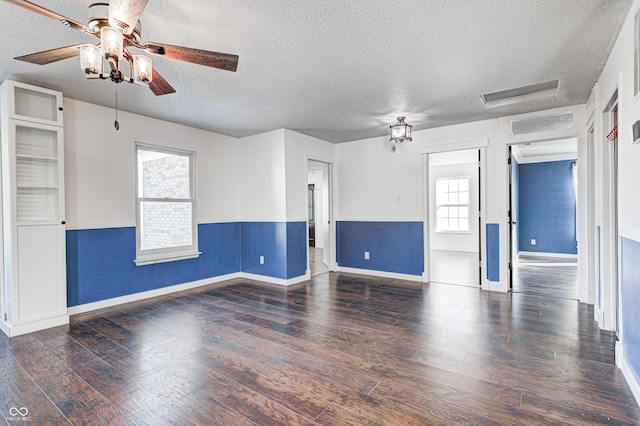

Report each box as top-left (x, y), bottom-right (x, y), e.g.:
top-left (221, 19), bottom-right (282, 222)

top-left (259, 255), bottom-right (265, 264)
top-left (364, 251), bottom-right (370, 260)
top-left (531, 239), bottom-right (536, 246)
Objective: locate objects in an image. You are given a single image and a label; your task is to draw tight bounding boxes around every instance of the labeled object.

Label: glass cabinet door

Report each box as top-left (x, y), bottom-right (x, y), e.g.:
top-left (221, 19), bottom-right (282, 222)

top-left (7, 81), bottom-right (63, 126)
top-left (12, 122), bottom-right (62, 224)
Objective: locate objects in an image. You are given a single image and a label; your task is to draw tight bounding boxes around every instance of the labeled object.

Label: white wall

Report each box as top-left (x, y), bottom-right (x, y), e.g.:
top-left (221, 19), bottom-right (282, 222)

top-left (336, 135), bottom-right (423, 221)
top-left (596, 1), bottom-right (640, 240)
top-left (63, 99), bottom-right (240, 230)
top-left (429, 161), bottom-right (479, 252)
top-left (239, 129), bottom-right (287, 222)
top-left (284, 129), bottom-right (335, 222)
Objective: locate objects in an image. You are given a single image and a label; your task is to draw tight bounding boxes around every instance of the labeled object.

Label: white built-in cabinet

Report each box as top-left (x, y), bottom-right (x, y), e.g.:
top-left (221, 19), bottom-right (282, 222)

top-left (0, 80), bottom-right (68, 337)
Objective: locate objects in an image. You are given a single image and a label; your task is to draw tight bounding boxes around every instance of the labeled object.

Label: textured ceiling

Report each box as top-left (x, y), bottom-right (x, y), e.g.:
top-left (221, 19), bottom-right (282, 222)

top-left (0, 0), bottom-right (633, 143)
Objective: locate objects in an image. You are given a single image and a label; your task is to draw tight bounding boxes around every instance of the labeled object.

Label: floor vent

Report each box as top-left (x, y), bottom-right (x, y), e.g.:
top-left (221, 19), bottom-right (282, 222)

top-left (511, 111), bottom-right (573, 136)
top-left (481, 80), bottom-right (560, 108)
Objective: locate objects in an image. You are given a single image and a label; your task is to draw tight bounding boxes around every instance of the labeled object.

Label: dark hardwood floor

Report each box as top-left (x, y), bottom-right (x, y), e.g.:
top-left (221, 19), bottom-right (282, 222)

top-left (309, 247), bottom-right (329, 277)
top-left (1, 272), bottom-right (639, 425)
top-left (512, 254), bottom-right (578, 299)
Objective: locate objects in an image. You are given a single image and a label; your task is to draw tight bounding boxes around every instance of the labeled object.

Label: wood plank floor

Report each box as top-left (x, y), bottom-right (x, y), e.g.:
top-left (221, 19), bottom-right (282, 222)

top-left (309, 247), bottom-right (329, 277)
top-left (1, 272), bottom-right (639, 425)
top-left (513, 254), bottom-right (578, 300)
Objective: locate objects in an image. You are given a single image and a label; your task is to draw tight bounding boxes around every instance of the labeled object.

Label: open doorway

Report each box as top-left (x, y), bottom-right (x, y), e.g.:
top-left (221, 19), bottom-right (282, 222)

top-left (307, 160), bottom-right (331, 277)
top-left (427, 149), bottom-right (481, 287)
top-left (508, 138), bottom-right (579, 299)
top-left (599, 91), bottom-right (619, 331)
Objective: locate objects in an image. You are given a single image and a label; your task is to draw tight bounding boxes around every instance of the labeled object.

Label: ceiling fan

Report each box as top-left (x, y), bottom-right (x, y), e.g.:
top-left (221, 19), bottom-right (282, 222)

top-left (3, 0), bottom-right (239, 95)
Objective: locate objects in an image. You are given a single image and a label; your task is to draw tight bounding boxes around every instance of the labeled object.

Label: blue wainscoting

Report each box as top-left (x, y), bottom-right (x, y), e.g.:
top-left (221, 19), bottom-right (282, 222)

top-left (621, 237), bottom-right (640, 382)
top-left (486, 223), bottom-right (500, 281)
top-left (286, 222), bottom-right (308, 279)
top-left (240, 221), bottom-right (307, 280)
top-left (66, 222), bottom-right (241, 307)
top-left (518, 160), bottom-right (577, 254)
top-left (336, 221), bottom-right (423, 276)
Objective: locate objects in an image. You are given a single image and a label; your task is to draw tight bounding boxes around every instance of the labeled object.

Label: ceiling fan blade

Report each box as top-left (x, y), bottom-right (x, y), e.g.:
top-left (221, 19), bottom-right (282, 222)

top-left (2, 0), bottom-right (93, 34)
top-left (143, 42), bottom-right (239, 72)
top-left (149, 69), bottom-right (176, 96)
top-left (109, 0), bottom-right (149, 35)
top-left (15, 44), bottom-right (83, 65)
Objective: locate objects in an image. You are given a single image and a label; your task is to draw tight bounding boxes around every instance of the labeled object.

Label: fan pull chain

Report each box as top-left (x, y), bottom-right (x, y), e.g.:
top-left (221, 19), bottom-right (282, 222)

top-left (114, 84), bottom-right (120, 131)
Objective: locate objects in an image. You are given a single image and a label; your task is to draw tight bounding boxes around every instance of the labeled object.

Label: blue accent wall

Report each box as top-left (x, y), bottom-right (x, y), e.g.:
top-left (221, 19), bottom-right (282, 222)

top-left (67, 221), bottom-right (309, 307)
top-left (286, 222), bottom-right (308, 279)
top-left (66, 222), bottom-right (241, 307)
top-left (486, 223), bottom-right (500, 281)
top-left (240, 221), bottom-right (307, 280)
top-left (621, 237), bottom-right (640, 383)
top-left (518, 160), bottom-right (577, 254)
top-left (336, 221), bottom-right (423, 276)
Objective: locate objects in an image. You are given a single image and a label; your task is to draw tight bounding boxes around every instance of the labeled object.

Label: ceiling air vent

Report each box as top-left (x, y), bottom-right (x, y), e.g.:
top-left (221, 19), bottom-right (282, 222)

top-left (511, 111), bottom-right (573, 136)
top-left (481, 80), bottom-right (560, 108)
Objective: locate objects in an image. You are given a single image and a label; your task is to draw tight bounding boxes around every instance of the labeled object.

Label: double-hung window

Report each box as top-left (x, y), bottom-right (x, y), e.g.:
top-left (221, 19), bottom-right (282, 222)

top-left (436, 176), bottom-right (470, 232)
top-left (135, 143), bottom-right (199, 265)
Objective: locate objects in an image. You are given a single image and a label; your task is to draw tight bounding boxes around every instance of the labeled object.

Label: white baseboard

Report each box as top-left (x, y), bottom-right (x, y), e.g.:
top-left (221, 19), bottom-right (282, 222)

top-left (485, 280), bottom-right (509, 293)
top-left (337, 266), bottom-right (423, 282)
top-left (0, 314), bottom-right (70, 337)
top-left (68, 273), bottom-right (241, 315)
top-left (517, 251), bottom-right (578, 259)
top-left (578, 288), bottom-right (590, 304)
top-left (68, 271), bottom-right (314, 316)
top-left (239, 272), bottom-right (310, 286)
top-left (617, 341), bottom-right (640, 406)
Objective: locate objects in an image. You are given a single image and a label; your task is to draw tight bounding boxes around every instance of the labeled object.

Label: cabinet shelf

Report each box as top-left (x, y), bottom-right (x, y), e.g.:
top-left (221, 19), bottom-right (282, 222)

top-left (16, 154), bottom-right (58, 161)
top-left (17, 185), bottom-right (60, 190)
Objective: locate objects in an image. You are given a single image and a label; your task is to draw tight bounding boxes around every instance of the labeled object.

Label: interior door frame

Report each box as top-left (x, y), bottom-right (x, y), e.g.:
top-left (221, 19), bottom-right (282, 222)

top-left (602, 89), bottom-right (620, 332)
top-left (506, 138), bottom-right (579, 293)
top-left (422, 142), bottom-right (487, 287)
top-left (508, 145), bottom-right (515, 289)
top-left (306, 158), bottom-right (336, 274)
top-left (585, 119), bottom-right (598, 308)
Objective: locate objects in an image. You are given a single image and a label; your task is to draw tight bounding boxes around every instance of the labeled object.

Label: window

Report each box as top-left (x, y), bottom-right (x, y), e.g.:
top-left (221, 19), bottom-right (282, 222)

top-left (135, 143), bottom-right (199, 265)
top-left (436, 177), bottom-right (470, 232)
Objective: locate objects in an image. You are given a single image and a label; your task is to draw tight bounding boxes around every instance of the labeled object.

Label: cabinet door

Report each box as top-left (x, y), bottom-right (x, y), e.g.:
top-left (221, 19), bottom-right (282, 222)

top-left (17, 224), bottom-right (66, 323)
top-left (11, 121), bottom-right (64, 225)
top-left (3, 81), bottom-right (63, 126)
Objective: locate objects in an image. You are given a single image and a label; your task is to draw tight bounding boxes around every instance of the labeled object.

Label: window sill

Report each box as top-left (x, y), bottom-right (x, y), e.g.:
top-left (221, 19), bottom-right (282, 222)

top-left (435, 230), bottom-right (472, 234)
top-left (135, 251), bottom-right (201, 266)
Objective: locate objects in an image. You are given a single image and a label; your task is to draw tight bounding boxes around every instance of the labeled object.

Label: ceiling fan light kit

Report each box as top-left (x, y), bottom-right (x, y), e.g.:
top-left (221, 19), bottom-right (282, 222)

top-left (4, 0), bottom-right (239, 96)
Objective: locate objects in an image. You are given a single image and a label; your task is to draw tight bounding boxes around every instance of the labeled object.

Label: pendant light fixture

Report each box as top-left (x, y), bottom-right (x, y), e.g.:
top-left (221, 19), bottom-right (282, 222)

top-left (390, 117), bottom-right (413, 144)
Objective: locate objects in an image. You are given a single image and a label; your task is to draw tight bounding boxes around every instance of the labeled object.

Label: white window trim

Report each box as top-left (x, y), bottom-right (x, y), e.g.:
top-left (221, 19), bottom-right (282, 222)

top-left (435, 176), bottom-right (471, 233)
top-left (134, 142), bottom-right (200, 266)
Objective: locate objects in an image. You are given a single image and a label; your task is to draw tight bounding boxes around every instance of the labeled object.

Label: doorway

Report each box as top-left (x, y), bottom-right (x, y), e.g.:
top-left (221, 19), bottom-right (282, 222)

top-left (307, 160), bottom-right (332, 277)
top-left (427, 149), bottom-right (481, 287)
top-left (600, 92), bottom-right (619, 331)
top-left (508, 138), bottom-right (579, 299)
